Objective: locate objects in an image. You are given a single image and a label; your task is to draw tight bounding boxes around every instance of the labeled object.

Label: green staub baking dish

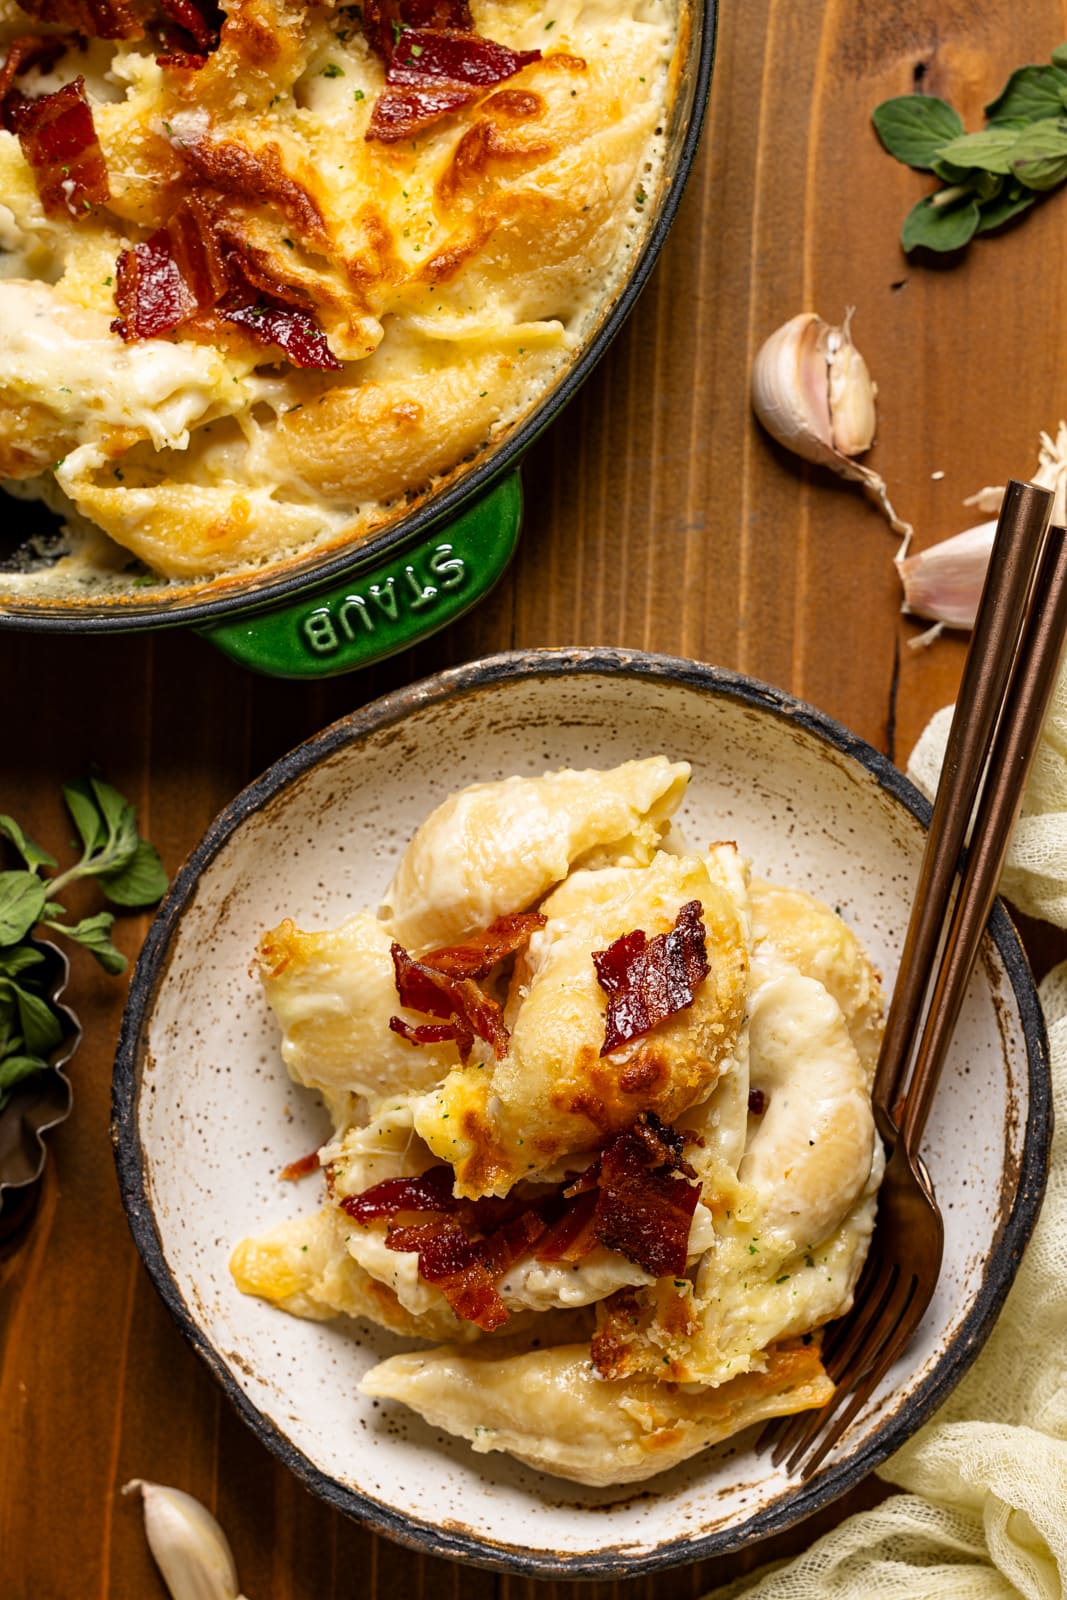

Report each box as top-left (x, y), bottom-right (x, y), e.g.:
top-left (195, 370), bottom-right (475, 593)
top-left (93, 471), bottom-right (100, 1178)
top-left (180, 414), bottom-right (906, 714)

top-left (0, 1), bottom-right (715, 679)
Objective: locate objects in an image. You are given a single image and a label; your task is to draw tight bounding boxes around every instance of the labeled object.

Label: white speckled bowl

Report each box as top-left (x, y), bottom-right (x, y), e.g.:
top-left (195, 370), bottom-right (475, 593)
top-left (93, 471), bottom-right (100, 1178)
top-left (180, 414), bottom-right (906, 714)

top-left (112, 649), bottom-right (1050, 1577)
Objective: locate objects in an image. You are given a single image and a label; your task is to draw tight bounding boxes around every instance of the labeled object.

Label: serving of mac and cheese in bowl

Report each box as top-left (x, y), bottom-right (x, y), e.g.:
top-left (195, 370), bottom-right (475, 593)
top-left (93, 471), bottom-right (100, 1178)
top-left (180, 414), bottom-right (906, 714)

top-left (112, 650), bottom-right (1049, 1574)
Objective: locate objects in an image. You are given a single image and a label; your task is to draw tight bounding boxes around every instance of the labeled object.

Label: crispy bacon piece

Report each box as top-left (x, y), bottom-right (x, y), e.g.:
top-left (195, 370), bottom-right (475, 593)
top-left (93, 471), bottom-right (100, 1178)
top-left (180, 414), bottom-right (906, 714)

top-left (630, 1108), bottom-right (696, 1174)
top-left (158, 0), bottom-right (220, 50)
top-left (15, 0), bottom-right (144, 39)
top-left (15, 0), bottom-right (222, 55)
top-left (459, 1189), bottom-right (530, 1234)
top-left (535, 1116), bottom-right (698, 1274)
top-left (389, 1015), bottom-right (463, 1047)
top-left (175, 137), bottom-right (328, 247)
top-left (339, 1164), bottom-right (457, 1222)
top-left (221, 235), bottom-right (314, 309)
top-left (361, 0), bottom-right (473, 60)
top-left (388, 912), bottom-right (543, 1054)
top-left (474, 1208), bottom-right (547, 1279)
top-left (112, 193), bottom-right (228, 339)
top-left (341, 1112), bottom-right (700, 1326)
top-left (279, 1150), bottom-right (321, 1181)
top-left (339, 1162), bottom-right (529, 1236)
top-left (591, 1122), bottom-right (700, 1278)
top-left (533, 1187), bottom-right (599, 1263)
top-left (220, 301), bottom-right (343, 370)
top-left (389, 939), bottom-right (510, 1062)
top-left (110, 195), bottom-right (341, 369)
top-left (593, 899), bottom-right (710, 1056)
top-left (365, 18), bottom-right (541, 142)
top-left (367, 84), bottom-right (475, 142)
top-left (391, 29), bottom-right (539, 86)
top-left (386, 1218), bottom-right (509, 1331)
top-left (10, 78), bottom-right (109, 218)
top-left (0, 36), bottom-right (73, 107)
top-left (419, 912), bottom-right (546, 980)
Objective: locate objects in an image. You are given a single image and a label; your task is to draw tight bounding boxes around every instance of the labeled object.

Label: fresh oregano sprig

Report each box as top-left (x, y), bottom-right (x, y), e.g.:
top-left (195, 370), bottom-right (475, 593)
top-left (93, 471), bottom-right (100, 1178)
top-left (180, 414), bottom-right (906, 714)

top-left (872, 42), bottom-right (1067, 253)
top-left (0, 776), bottom-right (168, 1110)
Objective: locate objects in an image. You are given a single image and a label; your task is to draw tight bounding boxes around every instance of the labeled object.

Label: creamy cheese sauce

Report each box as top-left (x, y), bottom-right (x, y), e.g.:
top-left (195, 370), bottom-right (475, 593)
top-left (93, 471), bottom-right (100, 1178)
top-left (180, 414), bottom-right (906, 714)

top-left (0, 281), bottom-right (248, 450)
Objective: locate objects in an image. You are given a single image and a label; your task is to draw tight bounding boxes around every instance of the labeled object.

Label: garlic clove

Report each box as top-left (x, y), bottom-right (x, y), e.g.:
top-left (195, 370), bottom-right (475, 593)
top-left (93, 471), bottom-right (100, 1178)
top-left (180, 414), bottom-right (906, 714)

top-left (751, 313), bottom-right (837, 470)
top-left (824, 311), bottom-right (877, 457)
top-left (751, 308), bottom-right (876, 466)
top-left (751, 309), bottom-right (912, 547)
top-left (896, 519), bottom-right (996, 629)
top-left (900, 422), bottom-right (1067, 639)
top-left (124, 1480), bottom-right (246, 1600)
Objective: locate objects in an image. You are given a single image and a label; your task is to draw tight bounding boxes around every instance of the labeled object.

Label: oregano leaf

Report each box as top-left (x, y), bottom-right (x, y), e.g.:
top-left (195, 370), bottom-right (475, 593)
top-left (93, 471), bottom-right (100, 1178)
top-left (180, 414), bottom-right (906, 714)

top-left (0, 1053), bottom-right (48, 1111)
top-left (901, 193), bottom-right (982, 253)
top-left (0, 945), bottom-right (46, 978)
top-left (985, 63), bottom-right (1067, 125)
top-left (0, 872), bottom-right (46, 944)
top-left (1007, 117), bottom-right (1067, 188)
top-left (0, 815), bottom-right (56, 872)
top-left (977, 189), bottom-right (1037, 232)
top-left (872, 94), bottom-right (964, 169)
top-left (936, 127), bottom-right (1021, 175)
top-left (62, 780), bottom-right (105, 858)
top-left (46, 911), bottom-right (126, 975)
top-left (89, 776), bottom-right (139, 867)
top-left (0, 980), bottom-right (63, 1055)
top-left (98, 840), bottom-right (168, 908)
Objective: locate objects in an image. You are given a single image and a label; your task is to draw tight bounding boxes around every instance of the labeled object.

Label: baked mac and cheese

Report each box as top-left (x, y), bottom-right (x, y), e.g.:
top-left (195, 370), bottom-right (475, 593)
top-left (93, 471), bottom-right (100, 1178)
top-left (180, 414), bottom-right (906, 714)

top-left (0, 0), bottom-right (678, 595)
top-left (231, 758), bottom-right (886, 1486)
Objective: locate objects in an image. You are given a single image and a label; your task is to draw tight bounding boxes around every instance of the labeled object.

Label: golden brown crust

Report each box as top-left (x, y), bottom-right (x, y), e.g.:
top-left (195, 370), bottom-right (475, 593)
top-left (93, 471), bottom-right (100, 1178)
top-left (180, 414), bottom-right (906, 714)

top-left (0, 399), bottom-right (77, 478)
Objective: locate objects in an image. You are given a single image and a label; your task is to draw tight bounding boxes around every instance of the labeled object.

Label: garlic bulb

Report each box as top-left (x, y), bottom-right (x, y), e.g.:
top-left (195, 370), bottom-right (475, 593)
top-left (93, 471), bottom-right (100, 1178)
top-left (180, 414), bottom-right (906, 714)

top-left (124, 1480), bottom-right (248, 1600)
top-left (898, 422), bottom-right (1067, 636)
top-left (751, 309), bottom-right (911, 544)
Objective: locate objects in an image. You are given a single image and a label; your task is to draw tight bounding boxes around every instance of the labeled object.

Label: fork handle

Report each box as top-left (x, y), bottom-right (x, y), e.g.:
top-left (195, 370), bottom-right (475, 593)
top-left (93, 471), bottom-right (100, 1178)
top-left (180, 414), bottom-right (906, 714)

top-left (874, 479), bottom-right (1052, 1137)
top-left (900, 524), bottom-right (1067, 1153)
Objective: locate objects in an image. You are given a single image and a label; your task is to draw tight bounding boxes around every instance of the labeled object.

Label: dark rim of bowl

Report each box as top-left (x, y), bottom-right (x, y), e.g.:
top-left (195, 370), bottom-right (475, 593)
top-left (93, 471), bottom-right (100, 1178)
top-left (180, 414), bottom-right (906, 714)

top-left (3, 2), bottom-right (718, 634)
top-left (111, 648), bottom-right (1052, 1578)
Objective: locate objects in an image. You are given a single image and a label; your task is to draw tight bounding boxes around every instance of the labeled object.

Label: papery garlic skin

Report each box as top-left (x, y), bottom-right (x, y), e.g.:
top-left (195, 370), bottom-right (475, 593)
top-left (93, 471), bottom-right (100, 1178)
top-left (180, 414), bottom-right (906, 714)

top-left (124, 1480), bottom-right (247, 1600)
top-left (751, 314), bottom-right (837, 470)
top-left (751, 310), bottom-right (910, 543)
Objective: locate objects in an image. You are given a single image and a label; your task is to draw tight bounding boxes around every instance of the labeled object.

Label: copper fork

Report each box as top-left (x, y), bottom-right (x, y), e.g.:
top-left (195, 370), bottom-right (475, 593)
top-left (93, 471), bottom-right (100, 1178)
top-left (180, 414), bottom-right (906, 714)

top-left (765, 483), bottom-right (1067, 1480)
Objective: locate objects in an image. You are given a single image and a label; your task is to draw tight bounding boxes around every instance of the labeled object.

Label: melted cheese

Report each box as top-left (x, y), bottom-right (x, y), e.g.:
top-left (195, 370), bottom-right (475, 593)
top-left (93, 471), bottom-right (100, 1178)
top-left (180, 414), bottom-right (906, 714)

top-left (0, 279), bottom-right (250, 476)
top-left (0, 0), bottom-right (678, 593)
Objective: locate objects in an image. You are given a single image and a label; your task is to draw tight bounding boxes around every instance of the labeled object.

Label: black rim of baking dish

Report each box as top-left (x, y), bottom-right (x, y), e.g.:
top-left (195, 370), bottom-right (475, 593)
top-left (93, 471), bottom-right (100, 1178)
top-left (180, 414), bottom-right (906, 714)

top-left (2, 0), bottom-right (718, 633)
top-left (111, 648), bottom-right (1052, 1578)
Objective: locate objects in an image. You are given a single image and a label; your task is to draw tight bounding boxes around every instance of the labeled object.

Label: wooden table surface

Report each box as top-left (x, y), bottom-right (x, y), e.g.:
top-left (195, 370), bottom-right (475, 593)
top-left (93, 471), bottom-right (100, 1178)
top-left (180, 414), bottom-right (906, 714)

top-left (3, 0), bottom-right (1066, 1592)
